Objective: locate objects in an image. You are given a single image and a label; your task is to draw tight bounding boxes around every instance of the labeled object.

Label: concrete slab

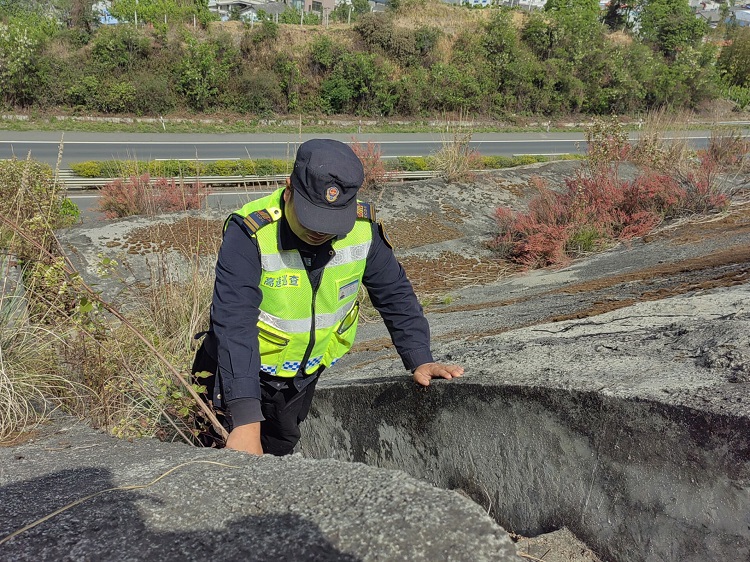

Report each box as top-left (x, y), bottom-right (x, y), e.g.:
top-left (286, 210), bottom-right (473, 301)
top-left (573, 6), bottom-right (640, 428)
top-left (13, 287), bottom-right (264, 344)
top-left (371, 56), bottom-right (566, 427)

top-left (0, 422), bottom-right (516, 561)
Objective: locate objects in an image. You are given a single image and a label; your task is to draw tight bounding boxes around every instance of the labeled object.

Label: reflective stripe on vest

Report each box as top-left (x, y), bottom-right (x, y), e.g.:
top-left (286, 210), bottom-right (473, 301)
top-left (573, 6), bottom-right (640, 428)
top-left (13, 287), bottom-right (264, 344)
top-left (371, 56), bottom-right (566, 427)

top-left (231, 187), bottom-right (372, 377)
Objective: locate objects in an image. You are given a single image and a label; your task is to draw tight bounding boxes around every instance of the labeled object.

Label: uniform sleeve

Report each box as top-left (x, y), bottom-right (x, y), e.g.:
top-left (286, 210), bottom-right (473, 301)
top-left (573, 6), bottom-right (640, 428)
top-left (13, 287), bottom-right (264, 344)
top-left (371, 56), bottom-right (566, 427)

top-left (211, 218), bottom-right (264, 425)
top-left (362, 221), bottom-right (434, 371)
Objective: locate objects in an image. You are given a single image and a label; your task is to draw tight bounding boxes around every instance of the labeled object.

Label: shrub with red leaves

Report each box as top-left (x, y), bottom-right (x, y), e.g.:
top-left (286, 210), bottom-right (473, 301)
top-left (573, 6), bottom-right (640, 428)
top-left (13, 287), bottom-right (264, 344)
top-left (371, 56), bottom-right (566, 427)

top-left (491, 156), bottom-right (731, 269)
top-left (98, 174), bottom-right (210, 219)
top-left (98, 174), bottom-right (154, 219)
top-left (152, 177), bottom-right (210, 213)
top-left (350, 139), bottom-right (387, 191)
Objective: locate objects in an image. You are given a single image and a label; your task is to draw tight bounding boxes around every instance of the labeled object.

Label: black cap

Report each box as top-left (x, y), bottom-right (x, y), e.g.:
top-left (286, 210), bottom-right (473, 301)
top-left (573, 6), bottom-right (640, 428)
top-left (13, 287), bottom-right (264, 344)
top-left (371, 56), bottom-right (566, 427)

top-left (289, 139), bottom-right (364, 237)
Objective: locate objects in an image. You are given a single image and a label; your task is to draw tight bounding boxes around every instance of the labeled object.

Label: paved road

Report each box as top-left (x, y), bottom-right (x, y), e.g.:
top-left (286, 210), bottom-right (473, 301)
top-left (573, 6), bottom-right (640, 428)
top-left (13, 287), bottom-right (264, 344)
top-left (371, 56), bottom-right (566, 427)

top-left (3, 130), bottom-right (736, 168)
top-left (3, 127), bottom-right (750, 168)
top-left (0, 131), bottom-right (591, 167)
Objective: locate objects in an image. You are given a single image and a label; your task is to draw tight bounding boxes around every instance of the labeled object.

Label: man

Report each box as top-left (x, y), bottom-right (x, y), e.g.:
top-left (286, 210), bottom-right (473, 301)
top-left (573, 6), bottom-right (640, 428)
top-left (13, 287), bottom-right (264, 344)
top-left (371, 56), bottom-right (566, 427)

top-left (193, 138), bottom-right (463, 456)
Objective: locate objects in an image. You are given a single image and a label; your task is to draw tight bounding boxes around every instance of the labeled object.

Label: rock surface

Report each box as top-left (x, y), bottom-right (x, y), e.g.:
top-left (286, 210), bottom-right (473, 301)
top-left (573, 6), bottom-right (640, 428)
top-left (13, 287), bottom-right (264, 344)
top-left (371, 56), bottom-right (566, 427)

top-left (0, 421), bottom-right (516, 561)
top-left (306, 165), bottom-right (750, 561)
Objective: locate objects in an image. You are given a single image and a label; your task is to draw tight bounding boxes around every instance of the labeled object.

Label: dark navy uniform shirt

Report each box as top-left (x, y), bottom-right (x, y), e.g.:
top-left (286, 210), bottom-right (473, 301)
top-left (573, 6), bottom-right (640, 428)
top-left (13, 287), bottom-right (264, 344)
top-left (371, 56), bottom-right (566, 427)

top-left (205, 202), bottom-right (433, 427)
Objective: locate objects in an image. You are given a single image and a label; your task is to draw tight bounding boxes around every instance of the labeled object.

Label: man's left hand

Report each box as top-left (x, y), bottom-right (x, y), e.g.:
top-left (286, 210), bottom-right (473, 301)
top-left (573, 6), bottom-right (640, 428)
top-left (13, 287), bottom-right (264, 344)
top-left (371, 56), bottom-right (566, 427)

top-left (413, 362), bottom-right (464, 387)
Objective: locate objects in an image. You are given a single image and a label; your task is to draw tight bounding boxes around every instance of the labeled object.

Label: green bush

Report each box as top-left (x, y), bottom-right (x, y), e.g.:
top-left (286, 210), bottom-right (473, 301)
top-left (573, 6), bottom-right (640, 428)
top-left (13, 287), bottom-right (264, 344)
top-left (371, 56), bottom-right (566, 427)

top-left (90, 25), bottom-right (150, 70)
top-left (319, 52), bottom-right (393, 115)
top-left (397, 156), bottom-right (428, 171)
top-left (513, 155), bottom-right (546, 166)
top-left (309, 35), bottom-right (341, 73)
top-left (223, 68), bottom-right (282, 114)
top-left (253, 159), bottom-right (274, 175)
top-left (209, 160), bottom-right (244, 176)
top-left (479, 155), bottom-right (549, 169)
top-left (177, 37), bottom-right (230, 111)
top-left (566, 225), bottom-right (606, 255)
top-left (65, 76), bottom-right (100, 108)
top-left (480, 156), bottom-right (516, 169)
top-left (99, 160), bottom-right (146, 177)
top-left (248, 20), bottom-right (279, 45)
top-left (427, 63), bottom-right (484, 112)
top-left (131, 73), bottom-right (177, 115)
top-left (249, 159), bottom-right (291, 175)
top-left (148, 160), bottom-right (179, 177)
top-left (722, 84), bottom-right (750, 110)
top-left (59, 197), bottom-right (81, 224)
top-left (392, 68), bottom-right (429, 115)
top-left (278, 8), bottom-right (319, 25)
top-left (147, 160), bottom-right (205, 177)
top-left (71, 161), bottom-right (102, 177)
top-left (95, 81), bottom-right (138, 113)
top-left (232, 160), bottom-right (257, 175)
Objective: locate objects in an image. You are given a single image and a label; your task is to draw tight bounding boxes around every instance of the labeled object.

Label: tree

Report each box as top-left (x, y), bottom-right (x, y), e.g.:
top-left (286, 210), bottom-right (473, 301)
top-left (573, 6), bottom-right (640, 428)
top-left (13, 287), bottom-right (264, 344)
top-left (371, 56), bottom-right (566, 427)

top-left (543, 0), bottom-right (604, 63)
top-left (521, 12), bottom-right (557, 61)
top-left (544, 0), bottom-right (600, 23)
top-left (603, 0), bottom-right (636, 31)
top-left (718, 27), bottom-right (750, 87)
top-left (67, 0), bottom-right (97, 33)
top-left (639, 0), bottom-right (707, 59)
top-left (331, 0), bottom-right (369, 23)
top-left (177, 37), bottom-right (230, 110)
top-left (0, 20), bottom-right (38, 105)
top-left (319, 52), bottom-right (391, 115)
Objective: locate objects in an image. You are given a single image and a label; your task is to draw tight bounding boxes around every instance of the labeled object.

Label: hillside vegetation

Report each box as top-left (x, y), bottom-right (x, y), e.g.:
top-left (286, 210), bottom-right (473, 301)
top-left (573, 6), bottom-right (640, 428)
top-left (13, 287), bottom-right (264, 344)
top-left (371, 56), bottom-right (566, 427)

top-left (1, 0), bottom-right (750, 121)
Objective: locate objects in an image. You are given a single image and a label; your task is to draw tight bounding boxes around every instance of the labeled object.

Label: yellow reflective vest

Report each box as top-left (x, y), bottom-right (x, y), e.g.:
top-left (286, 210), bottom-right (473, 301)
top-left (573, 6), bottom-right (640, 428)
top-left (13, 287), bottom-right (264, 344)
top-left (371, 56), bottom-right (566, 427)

top-left (230, 188), bottom-right (374, 377)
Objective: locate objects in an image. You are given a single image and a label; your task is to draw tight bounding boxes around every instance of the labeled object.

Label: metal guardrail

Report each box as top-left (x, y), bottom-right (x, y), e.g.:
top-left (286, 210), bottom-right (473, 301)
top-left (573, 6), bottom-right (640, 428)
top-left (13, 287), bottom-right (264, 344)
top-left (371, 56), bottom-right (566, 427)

top-left (57, 170), bottom-right (441, 190)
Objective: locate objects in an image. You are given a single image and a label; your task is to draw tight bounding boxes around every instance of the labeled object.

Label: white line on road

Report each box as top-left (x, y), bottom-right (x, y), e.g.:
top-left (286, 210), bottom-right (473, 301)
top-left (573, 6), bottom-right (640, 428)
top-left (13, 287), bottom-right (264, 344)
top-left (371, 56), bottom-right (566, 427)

top-left (0, 139), bottom-right (588, 145)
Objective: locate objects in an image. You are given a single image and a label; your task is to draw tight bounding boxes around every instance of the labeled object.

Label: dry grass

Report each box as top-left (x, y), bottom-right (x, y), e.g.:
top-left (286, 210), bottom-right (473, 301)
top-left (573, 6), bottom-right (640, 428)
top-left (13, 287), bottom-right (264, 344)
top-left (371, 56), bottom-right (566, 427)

top-left (606, 31), bottom-right (633, 46)
top-left (0, 199), bottom-right (223, 444)
top-left (396, 0), bottom-right (491, 32)
top-left (431, 121), bottom-right (482, 182)
top-left (109, 285), bottom-right (213, 438)
top-left (80, 240), bottom-right (215, 439)
top-left (0, 288), bottom-right (84, 444)
top-left (630, 108), bottom-right (696, 173)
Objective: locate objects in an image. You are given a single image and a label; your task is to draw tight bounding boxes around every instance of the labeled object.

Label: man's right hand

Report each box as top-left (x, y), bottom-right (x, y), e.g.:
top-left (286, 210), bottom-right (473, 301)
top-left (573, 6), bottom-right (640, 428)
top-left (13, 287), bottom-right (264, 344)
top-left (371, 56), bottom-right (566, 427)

top-left (225, 422), bottom-right (263, 455)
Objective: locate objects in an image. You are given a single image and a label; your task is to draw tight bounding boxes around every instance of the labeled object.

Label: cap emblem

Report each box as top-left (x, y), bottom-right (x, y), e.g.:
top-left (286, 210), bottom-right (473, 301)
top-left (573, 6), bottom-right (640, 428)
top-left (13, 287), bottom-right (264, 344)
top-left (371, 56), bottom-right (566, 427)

top-left (325, 186), bottom-right (340, 203)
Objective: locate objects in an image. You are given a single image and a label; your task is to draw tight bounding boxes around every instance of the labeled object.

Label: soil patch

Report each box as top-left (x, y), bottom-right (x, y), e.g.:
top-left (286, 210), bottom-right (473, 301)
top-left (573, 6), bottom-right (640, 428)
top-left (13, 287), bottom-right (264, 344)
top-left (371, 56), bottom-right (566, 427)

top-left (514, 528), bottom-right (603, 562)
top-left (385, 215), bottom-right (465, 249)
top-left (643, 202), bottom-right (750, 244)
top-left (106, 217), bottom-right (224, 257)
top-left (401, 252), bottom-right (516, 299)
top-left (424, 249), bottom-right (750, 344)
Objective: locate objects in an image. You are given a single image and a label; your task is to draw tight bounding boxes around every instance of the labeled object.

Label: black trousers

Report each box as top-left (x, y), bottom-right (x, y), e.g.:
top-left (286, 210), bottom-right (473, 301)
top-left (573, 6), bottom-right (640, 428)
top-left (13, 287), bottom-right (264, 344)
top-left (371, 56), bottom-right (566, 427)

top-left (191, 340), bottom-right (317, 456)
top-left (259, 375), bottom-right (318, 456)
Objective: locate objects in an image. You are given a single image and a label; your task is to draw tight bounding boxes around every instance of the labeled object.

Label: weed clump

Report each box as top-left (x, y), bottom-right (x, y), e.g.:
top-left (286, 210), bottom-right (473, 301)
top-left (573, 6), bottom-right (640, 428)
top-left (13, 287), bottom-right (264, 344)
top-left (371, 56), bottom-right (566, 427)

top-left (0, 152), bottom-right (224, 445)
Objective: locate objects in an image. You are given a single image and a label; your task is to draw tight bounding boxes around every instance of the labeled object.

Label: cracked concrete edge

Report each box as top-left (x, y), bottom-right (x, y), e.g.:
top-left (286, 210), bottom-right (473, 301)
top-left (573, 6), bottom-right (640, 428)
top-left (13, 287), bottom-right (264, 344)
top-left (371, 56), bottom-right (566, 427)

top-left (0, 421), bottom-right (517, 561)
top-left (304, 282), bottom-right (750, 562)
top-left (336, 283), bottom-right (750, 418)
